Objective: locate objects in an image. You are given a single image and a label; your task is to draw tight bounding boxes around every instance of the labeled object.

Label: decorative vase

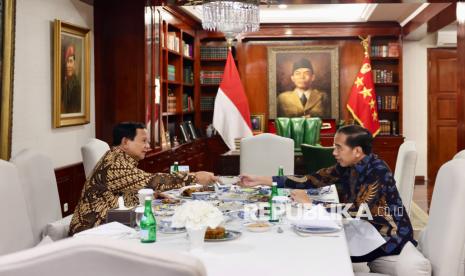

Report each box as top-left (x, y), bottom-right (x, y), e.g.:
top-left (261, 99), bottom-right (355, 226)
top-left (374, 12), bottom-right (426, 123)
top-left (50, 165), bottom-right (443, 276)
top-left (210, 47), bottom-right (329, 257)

top-left (187, 226), bottom-right (207, 252)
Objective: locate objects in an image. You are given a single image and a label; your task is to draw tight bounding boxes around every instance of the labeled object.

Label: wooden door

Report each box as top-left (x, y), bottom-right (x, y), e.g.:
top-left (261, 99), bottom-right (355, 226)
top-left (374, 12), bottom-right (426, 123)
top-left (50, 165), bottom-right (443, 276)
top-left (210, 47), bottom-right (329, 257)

top-left (428, 48), bottom-right (458, 182)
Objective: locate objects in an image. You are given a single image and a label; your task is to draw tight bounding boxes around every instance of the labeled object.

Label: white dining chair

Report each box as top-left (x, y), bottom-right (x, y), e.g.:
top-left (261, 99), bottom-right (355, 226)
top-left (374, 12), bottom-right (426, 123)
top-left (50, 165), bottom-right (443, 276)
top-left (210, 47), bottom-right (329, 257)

top-left (453, 149), bottom-right (465, 160)
top-left (240, 133), bottom-right (294, 176)
top-left (10, 149), bottom-right (71, 243)
top-left (393, 141), bottom-right (417, 216)
top-left (0, 237), bottom-right (207, 276)
top-left (369, 158), bottom-right (465, 276)
top-left (0, 160), bottom-right (35, 255)
top-left (81, 138), bottom-right (110, 178)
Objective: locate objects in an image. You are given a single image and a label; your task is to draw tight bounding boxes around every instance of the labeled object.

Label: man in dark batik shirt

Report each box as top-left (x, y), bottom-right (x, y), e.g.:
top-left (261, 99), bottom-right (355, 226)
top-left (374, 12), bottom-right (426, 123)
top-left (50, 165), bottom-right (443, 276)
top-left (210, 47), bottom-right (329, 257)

top-left (240, 125), bottom-right (415, 262)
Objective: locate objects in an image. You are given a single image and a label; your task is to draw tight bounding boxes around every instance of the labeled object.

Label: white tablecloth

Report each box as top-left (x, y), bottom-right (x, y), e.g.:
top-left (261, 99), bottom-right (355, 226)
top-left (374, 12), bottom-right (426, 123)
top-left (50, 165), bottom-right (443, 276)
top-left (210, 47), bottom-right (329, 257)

top-left (152, 185), bottom-right (354, 276)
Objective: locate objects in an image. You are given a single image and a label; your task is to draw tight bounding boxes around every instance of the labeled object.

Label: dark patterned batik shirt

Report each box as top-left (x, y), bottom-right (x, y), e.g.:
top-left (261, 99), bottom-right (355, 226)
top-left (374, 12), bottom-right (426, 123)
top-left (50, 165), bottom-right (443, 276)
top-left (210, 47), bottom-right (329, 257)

top-left (69, 148), bottom-right (196, 235)
top-left (272, 153), bottom-right (416, 255)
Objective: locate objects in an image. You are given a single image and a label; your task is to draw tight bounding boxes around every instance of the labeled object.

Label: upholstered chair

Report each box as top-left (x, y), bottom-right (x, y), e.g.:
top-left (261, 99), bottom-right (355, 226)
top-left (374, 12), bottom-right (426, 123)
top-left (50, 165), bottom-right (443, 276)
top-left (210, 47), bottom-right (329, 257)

top-left (301, 144), bottom-right (336, 174)
top-left (0, 238), bottom-right (207, 276)
top-left (10, 149), bottom-right (71, 243)
top-left (0, 160), bottom-right (35, 255)
top-left (393, 141), bottom-right (418, 216)
top-left (453, 149), bottom-right (465, 160)
top-left (240, 133), bottom-right (294, 176)
top-left (81, 138), bottom-right (110, 178)
top-left (369, 158), bottom-right (465, 276)
top-left (275, 117), bottom-right (322, 151)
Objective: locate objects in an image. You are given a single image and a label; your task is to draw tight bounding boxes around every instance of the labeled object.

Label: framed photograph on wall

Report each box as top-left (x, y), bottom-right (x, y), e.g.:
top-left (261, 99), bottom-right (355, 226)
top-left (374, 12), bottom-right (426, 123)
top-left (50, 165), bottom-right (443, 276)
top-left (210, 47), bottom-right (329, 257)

top-left (53, 19), bottom-right (91, 128)
top-left (250, 114), bottom-right (265, 134)
top-left (267, 45), bottom-right (339, 120)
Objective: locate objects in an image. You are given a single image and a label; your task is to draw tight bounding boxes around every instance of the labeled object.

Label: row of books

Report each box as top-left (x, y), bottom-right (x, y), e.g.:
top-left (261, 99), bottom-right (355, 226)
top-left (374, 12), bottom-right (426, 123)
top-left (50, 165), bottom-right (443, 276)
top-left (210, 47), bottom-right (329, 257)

top-left (200, 46), bottom-right (228, 60)
top-left (167, 65), bottom-right (176, 81)
top-left (183, 66), bottom-right (194, 84)
top-left (166, 32), bottom-right (180, 52)
top-left (373, 69), bottom-right (394, 84)
top-left (167, 92), bottom-right (177, 113)
top-left (183, 94), bottom-right (195, 112)
top-left (182, 41), bottom-right (193, 58)
top-left (371, 42), bottom-right (400, 58)
top-left (200, 71), bottom-right (223, 85)
top-left (377, 95), bottom-right (399, 111)
top-left (200, 97), bottom-right (215, 111)
top-left (379, 120), bottom-right (399, 135)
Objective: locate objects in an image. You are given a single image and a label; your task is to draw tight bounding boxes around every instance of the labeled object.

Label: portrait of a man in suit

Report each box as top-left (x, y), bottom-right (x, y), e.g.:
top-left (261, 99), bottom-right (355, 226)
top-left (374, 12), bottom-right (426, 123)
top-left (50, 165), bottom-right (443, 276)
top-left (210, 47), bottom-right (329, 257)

top-left (277, 58), bottom-right (329, 118)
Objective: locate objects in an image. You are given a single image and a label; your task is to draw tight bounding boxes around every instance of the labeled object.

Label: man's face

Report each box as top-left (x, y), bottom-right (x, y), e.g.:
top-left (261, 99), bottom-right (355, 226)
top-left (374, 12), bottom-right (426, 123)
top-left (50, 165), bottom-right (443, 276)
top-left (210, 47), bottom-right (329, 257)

top-left (66, 56), bottom-right (75, 77)
top-left (332, 133), bottom-right (362, 167)
top-left (121, 128), bottom-right (150, 160)
top-left (291, 67), bottom-right (314, 90)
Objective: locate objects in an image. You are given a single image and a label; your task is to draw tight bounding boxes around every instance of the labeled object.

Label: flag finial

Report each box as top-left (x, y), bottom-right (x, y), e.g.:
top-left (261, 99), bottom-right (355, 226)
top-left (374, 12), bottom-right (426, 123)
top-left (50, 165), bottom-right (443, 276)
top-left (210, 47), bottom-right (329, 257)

top-left (358, 35), bottom-right (370, 56)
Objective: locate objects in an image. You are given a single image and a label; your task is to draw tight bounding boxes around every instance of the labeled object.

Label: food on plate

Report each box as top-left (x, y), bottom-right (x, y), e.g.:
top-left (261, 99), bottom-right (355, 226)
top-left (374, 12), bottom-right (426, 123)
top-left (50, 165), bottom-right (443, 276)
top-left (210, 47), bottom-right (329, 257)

top-left (248, 194), bottom-right (270, 202)
top-left (244, 221), bottom-right (272, 232)
top-left (181, 186), bottom-right (213, 197)
top-left (204, 226), bottom-right (226, 239)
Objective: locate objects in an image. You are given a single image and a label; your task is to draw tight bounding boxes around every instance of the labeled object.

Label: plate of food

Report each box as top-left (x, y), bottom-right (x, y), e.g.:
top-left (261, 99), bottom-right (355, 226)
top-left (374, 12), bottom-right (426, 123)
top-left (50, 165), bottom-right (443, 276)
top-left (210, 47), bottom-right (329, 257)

top-left (204, 226), bottom-right (242, 242)
top-left (218, 176), bottom-right (240, 186)
top-left (244, 221), bottom-right (273, 232)
top-left (180, 185), bottom-right (214, 199)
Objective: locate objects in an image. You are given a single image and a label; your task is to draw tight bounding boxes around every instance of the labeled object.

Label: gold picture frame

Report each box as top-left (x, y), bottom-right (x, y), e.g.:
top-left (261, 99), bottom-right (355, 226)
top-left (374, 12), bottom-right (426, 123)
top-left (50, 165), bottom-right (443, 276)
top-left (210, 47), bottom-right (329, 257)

top-left (53, 20), bottom-right (90, 128)
top-left (268, 45), bottom-right (339, 120)
top-left (251, 113), bottom-right (265, 134)
top-left (0, 0), bottom-right (16, 160)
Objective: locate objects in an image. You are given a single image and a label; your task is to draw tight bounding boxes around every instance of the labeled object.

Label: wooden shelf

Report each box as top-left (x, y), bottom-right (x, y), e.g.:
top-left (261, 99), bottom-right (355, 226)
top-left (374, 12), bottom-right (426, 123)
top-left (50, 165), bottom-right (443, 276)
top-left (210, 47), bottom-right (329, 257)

top-left (164, 80), bottom-right (181, 85)
top-left (200, 84), bottom-right (220, 87)
top-left (371, 56), bottom-right (399, 61)
top-left (164, 47), bottom-right (181, 56)
top-left (201, 58), bottom-right (227, 62)
top-left (375, 83), bottom-right (399, 87)
top-left (183, 83), bottom-right (194, 87)
top-left (378, 109), bottom-right (399, 113)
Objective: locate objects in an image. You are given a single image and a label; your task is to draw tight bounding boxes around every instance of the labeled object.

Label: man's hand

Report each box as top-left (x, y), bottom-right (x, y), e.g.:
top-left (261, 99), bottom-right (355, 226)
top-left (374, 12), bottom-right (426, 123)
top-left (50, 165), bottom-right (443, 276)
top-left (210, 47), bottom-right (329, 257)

top-left (290, 190), bottom-right (312, 204)
top-left (239, 175), bottom-right (273, 187)
top-left (194, 171), bottom-right (218, 185)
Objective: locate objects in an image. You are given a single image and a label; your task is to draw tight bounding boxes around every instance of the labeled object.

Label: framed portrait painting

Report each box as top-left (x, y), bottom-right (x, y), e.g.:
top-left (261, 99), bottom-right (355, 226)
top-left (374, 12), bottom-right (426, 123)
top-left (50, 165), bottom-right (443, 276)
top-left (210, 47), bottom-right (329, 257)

top-left (268, 45), bottom-right (339, 120)
top-left (250, 114), bottom-right (265, 134)
top-left (53, 20), bottom-right (90, 128)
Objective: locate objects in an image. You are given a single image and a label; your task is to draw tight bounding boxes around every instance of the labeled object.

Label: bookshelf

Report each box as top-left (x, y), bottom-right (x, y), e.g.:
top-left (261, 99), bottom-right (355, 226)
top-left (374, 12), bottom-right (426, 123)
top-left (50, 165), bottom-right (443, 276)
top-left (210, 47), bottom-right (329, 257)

top-left (159, 19), bottom-right (198, 146)
top-left (198, 40), bottom-right (236, 130)
top-left (370, 36), bottom-right (402, 136)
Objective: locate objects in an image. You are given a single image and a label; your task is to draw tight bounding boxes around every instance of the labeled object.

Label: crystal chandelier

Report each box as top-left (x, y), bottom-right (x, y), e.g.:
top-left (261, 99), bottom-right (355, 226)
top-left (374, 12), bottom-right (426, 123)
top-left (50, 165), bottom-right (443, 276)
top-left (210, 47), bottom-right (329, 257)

top-left (201, 0), bottom-right (261, 43)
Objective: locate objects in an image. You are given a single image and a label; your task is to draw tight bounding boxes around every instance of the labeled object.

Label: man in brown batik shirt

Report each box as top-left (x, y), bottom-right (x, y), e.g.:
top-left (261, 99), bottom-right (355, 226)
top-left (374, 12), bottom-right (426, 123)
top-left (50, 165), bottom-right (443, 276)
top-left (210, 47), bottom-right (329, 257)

top-left (69, 122), bottom-right (217, 235)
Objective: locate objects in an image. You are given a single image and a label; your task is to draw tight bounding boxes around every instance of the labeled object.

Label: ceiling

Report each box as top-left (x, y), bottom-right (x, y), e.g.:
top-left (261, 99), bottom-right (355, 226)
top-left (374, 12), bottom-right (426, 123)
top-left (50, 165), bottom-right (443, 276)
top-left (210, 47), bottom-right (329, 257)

top-left (181, 3), bottom-right (426, 25)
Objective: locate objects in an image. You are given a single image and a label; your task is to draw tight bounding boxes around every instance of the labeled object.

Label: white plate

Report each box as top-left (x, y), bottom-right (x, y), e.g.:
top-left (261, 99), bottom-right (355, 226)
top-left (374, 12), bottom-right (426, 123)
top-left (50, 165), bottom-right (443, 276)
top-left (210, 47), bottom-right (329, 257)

top-left (244, 222), bottom-right (273, 232)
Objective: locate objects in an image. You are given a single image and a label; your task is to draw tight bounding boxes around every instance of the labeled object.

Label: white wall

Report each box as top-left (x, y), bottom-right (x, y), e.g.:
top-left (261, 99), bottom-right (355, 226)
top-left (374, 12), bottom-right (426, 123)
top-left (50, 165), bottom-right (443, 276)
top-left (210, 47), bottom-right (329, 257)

top-left (12, 0), bottom-right (94, 168)
top-left (402, 34), bottom-right (436, 179)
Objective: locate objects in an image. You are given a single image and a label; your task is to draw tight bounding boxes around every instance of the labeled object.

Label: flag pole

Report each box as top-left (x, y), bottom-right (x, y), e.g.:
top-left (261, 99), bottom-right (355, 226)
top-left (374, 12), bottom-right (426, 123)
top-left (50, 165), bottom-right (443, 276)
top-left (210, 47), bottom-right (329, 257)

top-left (358, 35), bottom-right (370, 57)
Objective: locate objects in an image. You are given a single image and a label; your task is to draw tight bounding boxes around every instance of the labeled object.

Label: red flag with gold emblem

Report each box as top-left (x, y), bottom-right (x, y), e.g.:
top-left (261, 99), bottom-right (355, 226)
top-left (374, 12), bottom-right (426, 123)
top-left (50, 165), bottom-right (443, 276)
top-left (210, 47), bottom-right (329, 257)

top-left (347, 52), bottom-right (380, 136)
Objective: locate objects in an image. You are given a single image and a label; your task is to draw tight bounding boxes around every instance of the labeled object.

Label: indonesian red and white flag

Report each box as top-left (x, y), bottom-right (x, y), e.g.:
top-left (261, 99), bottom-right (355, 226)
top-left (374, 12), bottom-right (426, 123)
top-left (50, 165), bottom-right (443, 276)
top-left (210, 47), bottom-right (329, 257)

top-left (347, 53), bottom-right (380, 136)
top-left (213, 51), bottom-right (253, 150)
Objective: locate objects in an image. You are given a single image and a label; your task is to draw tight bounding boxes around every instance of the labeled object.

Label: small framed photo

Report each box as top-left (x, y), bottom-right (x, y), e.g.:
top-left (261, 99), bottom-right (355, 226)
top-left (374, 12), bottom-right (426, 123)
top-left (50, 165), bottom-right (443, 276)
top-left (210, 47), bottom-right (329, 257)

top-left (179, 123), bottom-right (191, 143)
top-left (250, 114), bottom-right (265, 134)
top-left (186, 121), bottom-right (198, 140)
top-left (53, 19), bottom-right (91, 128)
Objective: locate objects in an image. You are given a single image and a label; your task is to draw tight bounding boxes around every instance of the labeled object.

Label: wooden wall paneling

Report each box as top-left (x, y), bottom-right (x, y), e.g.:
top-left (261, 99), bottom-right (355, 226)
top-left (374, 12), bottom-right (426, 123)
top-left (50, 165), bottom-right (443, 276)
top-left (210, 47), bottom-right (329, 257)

top-left (55, 163), bottom-right (86, 217)
top-left (458, 21), bottom-right (465, 151)
top-left (238, 38), bottom-right (366, 124)
top-left (95, 0), bottom-right (146, 144)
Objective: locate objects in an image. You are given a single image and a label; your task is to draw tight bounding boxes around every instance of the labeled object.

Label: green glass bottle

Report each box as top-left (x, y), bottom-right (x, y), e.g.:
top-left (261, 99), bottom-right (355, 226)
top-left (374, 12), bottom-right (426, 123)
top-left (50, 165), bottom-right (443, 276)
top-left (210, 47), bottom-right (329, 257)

top-left (269, 182), bottom-right (279, 222)
top-left (140, 197), bottom-right (156, 243)
top-left (277, 166), bottom-right (284, 196)
top-left (172, 161), bottom-right (179, 173)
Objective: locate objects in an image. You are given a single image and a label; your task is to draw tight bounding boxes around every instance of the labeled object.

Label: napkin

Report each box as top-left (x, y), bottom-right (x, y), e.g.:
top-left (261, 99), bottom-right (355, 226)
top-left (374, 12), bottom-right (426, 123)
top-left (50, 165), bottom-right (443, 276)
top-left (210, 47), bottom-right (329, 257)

top-left (344, 219), bottom-right (386, 256)
top-left (289, 204), bottom-right (341, 230)
top-left (73, 222), bottom-right (137, 239)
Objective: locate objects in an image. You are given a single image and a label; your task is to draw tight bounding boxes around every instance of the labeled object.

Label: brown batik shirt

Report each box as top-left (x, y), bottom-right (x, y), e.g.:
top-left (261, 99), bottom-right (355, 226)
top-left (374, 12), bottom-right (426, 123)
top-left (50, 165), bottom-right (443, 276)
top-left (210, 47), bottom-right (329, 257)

top-left (69, 148), bottom-right (196, 235)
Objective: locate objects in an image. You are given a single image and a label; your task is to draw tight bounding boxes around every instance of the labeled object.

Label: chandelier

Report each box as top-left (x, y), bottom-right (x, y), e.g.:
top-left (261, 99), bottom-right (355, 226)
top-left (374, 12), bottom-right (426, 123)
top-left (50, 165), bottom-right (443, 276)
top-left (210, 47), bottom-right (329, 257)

top-left (201, 0), bottom-right (261, 43)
